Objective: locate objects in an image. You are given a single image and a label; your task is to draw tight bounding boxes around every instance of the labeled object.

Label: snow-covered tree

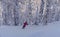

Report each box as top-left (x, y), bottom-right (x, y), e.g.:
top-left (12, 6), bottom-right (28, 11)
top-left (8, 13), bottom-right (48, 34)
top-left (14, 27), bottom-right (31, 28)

top-left (0, 0), bottom-right (60, 26)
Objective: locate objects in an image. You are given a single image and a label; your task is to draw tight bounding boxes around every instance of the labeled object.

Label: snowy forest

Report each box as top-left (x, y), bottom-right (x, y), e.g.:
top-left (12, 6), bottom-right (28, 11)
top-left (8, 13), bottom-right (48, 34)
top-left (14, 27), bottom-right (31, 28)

top-left (0, 0), bottom-right (60, 26)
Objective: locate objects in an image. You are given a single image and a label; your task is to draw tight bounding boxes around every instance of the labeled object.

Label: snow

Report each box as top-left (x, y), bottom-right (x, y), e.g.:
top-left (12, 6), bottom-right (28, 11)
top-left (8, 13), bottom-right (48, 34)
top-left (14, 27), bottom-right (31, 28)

top-left (0, 0), bottom-right (60, 37)
top-left (0, 21), bottom-right (60, 37)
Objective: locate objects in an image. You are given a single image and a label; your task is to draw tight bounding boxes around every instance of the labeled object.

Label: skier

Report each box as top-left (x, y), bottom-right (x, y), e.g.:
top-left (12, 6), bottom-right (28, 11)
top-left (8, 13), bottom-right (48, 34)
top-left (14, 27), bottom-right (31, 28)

top-left (22, 21), bottom-right (28, 29)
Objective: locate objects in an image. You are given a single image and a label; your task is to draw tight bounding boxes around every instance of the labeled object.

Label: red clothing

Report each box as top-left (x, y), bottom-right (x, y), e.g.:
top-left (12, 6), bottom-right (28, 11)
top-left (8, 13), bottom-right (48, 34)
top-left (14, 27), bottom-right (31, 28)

top-left (22, 21), bottom-right (28, 29)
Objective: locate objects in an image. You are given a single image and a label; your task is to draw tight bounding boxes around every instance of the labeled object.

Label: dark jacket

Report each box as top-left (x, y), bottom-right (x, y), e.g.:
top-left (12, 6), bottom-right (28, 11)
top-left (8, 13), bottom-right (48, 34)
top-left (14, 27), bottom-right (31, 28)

top-left (22, 21), bottom-right (28, 29)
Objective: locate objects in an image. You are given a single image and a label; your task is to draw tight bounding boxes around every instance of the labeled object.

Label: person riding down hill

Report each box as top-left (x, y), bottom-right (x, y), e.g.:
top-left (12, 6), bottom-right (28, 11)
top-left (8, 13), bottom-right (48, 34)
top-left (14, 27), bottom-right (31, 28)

top-left (22, 21), bottom-right (28, 29)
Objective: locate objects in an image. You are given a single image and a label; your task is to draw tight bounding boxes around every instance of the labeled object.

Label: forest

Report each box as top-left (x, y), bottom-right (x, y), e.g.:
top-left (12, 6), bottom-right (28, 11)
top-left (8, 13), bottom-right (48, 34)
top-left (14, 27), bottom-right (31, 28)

top-left (0, 0), bottom-right (60, 26)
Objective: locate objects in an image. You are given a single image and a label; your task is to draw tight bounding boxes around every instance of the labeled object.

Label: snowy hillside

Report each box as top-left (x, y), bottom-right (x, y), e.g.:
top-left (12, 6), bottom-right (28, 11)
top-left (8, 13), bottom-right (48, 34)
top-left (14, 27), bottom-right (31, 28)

top-left (0, 0), bottom-right (60, 37)
top-left (0, 21), bottom-right (60, 37)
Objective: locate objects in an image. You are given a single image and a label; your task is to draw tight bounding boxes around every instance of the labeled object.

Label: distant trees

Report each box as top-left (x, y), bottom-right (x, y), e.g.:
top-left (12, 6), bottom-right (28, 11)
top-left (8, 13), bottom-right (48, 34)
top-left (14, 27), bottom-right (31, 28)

top-left (1, 0), bottom-right (14, 25)
top-left (0, 0), bottom-right (60, 26)
top-left (13, 0), bottom-right (20, 26)
top-left (0, 1), bottom-right (3, 25)
top-left (1, 0), bottom-right (20, 26)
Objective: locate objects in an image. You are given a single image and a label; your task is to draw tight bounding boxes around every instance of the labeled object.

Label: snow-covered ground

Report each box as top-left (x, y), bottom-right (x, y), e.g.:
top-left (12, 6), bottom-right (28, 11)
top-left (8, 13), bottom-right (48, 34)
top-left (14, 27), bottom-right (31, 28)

top-left (0, 21), bottom-right (60, 37)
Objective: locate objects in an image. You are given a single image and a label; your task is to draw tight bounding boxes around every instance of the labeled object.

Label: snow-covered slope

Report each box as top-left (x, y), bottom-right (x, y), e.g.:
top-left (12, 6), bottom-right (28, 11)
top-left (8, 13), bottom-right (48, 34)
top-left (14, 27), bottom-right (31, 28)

top-left (0, 21), bottom-right (60, 37)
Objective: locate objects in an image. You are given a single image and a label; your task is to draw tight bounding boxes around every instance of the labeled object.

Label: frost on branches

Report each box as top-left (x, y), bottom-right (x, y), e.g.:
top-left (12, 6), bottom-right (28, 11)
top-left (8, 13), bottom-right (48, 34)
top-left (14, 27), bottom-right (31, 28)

top-left (0, 0), bottom-right (60, 26)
